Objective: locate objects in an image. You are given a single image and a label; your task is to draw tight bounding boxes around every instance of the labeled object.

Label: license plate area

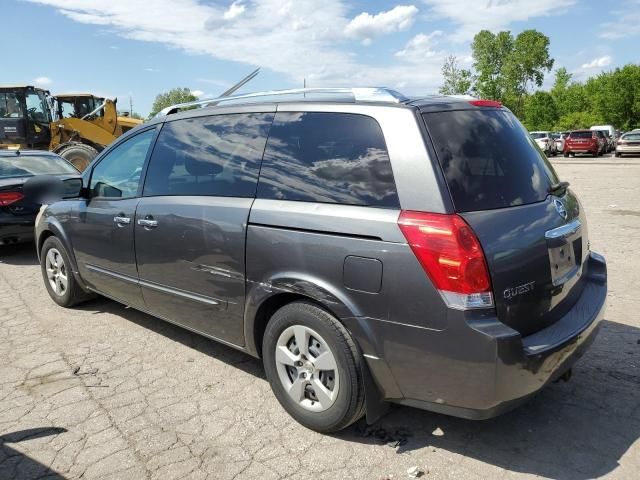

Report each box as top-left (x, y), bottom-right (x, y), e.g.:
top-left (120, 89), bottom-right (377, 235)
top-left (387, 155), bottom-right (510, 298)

top-left (545, 219), bottom-right (583, 287)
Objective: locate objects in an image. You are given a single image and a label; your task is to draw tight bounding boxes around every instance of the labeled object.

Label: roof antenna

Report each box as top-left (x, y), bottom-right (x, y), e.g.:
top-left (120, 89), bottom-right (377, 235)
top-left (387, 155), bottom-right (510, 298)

top-left (219, 67), bottom-right (261, 98)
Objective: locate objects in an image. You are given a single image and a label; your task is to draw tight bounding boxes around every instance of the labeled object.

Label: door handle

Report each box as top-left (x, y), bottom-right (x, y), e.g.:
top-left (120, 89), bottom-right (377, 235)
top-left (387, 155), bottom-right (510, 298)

top-left (113, 216), bottom-right (131, 225)
top-left (138, 218), bottom-right (158, 228)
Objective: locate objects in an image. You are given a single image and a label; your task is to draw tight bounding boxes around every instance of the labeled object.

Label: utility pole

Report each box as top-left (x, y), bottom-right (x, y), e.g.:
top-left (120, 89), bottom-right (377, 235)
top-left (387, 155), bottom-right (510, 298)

top-left (129, 96), bottom-right (133, 116)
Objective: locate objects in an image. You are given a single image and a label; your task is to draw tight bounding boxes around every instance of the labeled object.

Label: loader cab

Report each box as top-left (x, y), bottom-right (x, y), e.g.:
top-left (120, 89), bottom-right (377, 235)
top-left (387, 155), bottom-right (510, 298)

top-left (0, 85), bottom-right (52, 150)
top-left (53, 94), bottom-right (105, 121)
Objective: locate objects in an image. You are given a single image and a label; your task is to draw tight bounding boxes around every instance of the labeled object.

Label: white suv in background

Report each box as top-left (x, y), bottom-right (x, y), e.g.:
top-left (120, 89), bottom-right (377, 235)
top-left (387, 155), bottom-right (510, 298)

top-left (530, 131), bottom-right (557, 156)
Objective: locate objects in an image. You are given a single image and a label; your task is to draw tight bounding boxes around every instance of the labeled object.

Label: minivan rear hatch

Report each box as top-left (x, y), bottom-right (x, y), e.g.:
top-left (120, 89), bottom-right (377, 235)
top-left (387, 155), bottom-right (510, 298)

top-left (422, 107), bottom-right (590, 336)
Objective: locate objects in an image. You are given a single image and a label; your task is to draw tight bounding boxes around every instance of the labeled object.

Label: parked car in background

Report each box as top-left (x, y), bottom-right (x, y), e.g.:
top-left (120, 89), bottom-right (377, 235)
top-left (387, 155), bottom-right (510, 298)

top-left (591, 125), bottom-right (616, 139)
top-left (552, 132), bottom-right (565, 153)
top-left (33, 89), bottom-right (606, 432)
top-left (564, 130), bottom-right (602, 157)
top-left (602, 131), bottom-right (615, 153)
top-left (615, 131), bottom-right (640, 157)
top-left (594, 130), bottom-right (608, 154)
top-left (0, 150), bottom-right (79, 246)
top-left (530, 131), bottom-right (557, 156)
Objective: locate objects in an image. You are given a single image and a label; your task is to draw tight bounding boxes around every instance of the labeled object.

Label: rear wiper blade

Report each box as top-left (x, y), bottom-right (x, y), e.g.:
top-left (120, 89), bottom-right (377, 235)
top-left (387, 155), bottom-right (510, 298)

top-left (548, 181), bottom-right (570, 195)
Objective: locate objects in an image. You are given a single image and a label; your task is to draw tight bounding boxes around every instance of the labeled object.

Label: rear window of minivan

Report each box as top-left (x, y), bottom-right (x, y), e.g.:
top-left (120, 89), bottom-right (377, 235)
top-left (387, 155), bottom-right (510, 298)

top-left (422, 109), bottom-right (559, 213)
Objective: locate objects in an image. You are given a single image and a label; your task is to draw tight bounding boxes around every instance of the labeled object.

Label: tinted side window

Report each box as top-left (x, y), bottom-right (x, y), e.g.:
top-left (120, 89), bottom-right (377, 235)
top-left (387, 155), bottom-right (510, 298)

top-left (257, 112), bottom-right (399, 208)
top-left (90, 129), bottom-right (155, 199)
top-left (143, 112), bottom-right (273, 198)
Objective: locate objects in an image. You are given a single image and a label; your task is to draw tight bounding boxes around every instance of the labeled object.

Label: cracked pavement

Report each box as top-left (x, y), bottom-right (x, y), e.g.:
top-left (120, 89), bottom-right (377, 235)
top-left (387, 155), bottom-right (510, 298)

top-left (1, 157), bottom-right (639, 479)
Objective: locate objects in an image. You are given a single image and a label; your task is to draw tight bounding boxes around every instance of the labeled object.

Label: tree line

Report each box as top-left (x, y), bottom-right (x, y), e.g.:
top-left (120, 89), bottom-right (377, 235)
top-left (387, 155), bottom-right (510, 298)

top-left (440, 29), bottom-right (640, 132)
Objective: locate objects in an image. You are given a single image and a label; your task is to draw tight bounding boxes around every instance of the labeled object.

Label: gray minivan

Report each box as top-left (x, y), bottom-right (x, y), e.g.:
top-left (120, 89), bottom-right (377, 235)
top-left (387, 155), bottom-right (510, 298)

top-left (34, 88), bottom-right (607, 433)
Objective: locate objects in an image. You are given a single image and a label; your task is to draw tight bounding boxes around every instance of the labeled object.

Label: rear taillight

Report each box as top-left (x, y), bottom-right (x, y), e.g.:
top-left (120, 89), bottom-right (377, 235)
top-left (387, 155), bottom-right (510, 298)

top-left (398, 211), bottom-right (494, 310)
top-left (618, 140), bottom-right (626, 145)
top-left (0, 191), bottom-right (24, 206)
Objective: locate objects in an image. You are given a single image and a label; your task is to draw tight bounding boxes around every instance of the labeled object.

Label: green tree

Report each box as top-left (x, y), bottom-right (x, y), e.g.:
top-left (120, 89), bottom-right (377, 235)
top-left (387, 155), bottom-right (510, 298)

top-left (550, 67), bottom-right (573, 116)
top-left (471, 30), bottom-right (513, 101)
top-left (149, 88), bottom-right (197, 118)
top-left (554, 111), bottom-right (601, 131)
top-left (439, 55), bottom-right (473, 95)
top-left (524, 91), bottom-right (558, 130)
top-left (503, 30), bottom-right (554, 117)
top-left (584, 65), bottom-right (640, 130)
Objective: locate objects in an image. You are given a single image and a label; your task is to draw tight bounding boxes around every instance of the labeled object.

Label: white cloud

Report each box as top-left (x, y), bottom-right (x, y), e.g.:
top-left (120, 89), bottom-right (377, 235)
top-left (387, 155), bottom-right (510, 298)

top-left (345, 5), bottom-right (419, 44)
top-left (422, 0), bottom-right (576, 41)
top-left (223, 1), bottom-right (246, 20)
top-left (33, 76), bottom-right (52, 86)
top-left (599, 0), bottom-right (640, 39)
top-left (25, 1), bottom-right (440, 95)
top-left (191, 89), bottom-right (204, 97)
top-left (580, 55), bottom-right (612, 69)
top-left (395, 31), bottom-right (443, 62)
top-left (144, 67), bottom-right (159, 72)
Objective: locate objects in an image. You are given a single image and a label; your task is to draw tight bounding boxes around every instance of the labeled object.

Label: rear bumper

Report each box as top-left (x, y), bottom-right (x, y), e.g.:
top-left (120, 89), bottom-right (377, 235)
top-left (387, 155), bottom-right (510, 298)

top-left (616, 145), bottom-right (640, 154)
top-left (347, 251), bottom-right (607, 420)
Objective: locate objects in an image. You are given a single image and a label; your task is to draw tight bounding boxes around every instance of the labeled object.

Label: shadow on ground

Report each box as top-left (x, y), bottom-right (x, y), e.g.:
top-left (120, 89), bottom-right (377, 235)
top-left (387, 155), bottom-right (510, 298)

top-left (0, 243), bottom-right (39, 266)
top-left (0, 428), bottom-right (68, 479)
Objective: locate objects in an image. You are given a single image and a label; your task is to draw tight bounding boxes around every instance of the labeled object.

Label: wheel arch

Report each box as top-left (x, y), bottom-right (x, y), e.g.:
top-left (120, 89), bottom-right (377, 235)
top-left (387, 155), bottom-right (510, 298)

top-left (244, 274), bottom-right (362, 359)
top-left (37, 219), bottom-right (91, 293)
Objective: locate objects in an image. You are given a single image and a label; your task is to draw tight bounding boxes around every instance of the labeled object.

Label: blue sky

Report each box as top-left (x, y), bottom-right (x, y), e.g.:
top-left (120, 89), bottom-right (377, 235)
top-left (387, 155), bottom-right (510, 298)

top-left (6, 0), bottom-right (639, 116)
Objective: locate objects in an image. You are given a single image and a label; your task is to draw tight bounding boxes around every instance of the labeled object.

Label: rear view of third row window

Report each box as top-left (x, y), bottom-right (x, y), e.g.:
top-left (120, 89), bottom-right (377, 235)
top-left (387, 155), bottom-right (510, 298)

top-left (257, 112), bottom-right (399, 208)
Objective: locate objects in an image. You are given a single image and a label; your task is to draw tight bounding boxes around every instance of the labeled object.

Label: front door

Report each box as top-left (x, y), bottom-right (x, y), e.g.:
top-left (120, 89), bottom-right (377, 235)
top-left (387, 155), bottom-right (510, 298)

top-left (71, 128), bottom-right (157, 308)
top-left (134, 111), bottom-right (273, 346)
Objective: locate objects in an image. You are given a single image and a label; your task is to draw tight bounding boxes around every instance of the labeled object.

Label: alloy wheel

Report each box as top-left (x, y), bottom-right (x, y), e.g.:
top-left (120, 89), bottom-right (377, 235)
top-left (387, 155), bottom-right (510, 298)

top-left (45, 248), bottom-right (68, 297)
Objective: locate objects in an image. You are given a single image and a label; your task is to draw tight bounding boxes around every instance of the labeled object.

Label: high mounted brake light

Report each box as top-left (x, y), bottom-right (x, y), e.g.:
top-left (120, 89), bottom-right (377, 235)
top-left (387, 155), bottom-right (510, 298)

top-left (398, 211), bottom-right (494, 310)
top-left (468, 99), bottom-right (502, 108)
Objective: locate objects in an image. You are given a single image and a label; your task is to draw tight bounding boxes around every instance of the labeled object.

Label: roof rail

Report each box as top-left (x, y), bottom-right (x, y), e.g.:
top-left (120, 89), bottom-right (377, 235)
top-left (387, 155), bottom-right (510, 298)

top-left (157, 87), bottom-right (408, 117)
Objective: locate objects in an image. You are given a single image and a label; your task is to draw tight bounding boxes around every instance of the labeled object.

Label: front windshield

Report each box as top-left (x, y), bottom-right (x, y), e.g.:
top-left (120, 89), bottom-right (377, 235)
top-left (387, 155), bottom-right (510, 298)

top-left (0, 155), bottom-right (78, 179)
top-left (0, 92), bottom-right (23, 118)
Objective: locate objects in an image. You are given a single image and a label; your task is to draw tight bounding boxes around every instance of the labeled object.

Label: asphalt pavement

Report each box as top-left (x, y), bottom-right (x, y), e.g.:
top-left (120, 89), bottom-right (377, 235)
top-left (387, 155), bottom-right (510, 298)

top-left (1, 155), bottom-right (639, 479)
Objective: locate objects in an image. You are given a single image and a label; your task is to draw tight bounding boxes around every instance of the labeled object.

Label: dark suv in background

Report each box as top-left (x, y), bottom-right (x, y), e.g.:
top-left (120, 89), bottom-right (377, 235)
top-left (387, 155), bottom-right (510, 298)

top-left (34, 89), bottom-right (607, 432)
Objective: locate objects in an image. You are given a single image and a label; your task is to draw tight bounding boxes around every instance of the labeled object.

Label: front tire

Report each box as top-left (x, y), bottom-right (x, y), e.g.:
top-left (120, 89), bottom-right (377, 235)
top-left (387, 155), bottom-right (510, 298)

top-left (262, 301), bottom-right (365, 433)
top-left (56, 143), bottom-right (99, 172)
top-left (40, 236), bottom-right (92, 307)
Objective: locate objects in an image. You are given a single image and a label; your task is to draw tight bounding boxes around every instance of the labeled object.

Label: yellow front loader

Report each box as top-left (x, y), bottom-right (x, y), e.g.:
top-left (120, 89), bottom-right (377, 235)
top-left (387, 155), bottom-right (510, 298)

top-left (1, 86), bottom-right (142, 171)
top-left (49, 93), bottom-right (142, 170)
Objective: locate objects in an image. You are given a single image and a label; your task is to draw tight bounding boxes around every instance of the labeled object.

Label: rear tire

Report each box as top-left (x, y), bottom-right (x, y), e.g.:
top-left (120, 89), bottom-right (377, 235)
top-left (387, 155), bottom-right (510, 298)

top-left (40, 236), bottom-right (93, 307)
top-left (56, 143), bottom-right (99, 172)
top-left (564, 152), bottom-right (569, 158)
top-left (262, 301), bottom-right (365, 433)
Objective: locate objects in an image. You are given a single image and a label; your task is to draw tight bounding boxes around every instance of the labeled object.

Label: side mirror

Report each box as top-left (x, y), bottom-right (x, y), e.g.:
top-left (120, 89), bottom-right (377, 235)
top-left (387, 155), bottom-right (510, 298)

top-left (23, 175), bottom-right (85, 204)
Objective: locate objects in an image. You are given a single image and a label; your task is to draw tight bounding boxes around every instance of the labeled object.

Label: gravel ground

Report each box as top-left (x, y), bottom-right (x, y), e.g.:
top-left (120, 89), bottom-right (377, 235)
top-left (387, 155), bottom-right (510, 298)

top-left (1, 155), bottom-right (639, 480)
